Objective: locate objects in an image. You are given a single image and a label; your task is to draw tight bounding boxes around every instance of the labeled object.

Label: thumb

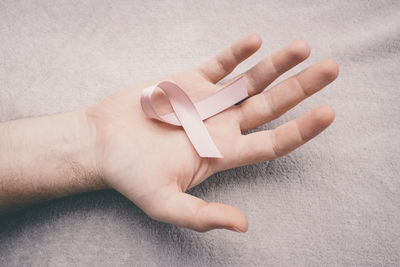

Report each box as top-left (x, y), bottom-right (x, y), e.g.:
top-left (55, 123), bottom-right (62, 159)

top-left (147, 192), bottom-right (248, 233)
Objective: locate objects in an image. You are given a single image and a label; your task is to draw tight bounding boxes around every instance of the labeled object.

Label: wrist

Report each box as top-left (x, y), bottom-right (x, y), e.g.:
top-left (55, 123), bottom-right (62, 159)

top-left (66, 110), bottom-right (106, 190)
top-left (0, 110), bottom-right (106, 213)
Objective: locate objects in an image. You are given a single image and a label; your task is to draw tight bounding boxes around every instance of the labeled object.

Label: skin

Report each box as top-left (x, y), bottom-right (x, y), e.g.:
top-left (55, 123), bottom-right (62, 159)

top-left (0, 34), bottom-right (338, 232)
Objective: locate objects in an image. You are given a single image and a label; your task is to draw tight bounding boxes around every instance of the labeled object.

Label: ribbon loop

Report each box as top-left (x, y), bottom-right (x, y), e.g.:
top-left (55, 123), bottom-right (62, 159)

top-left (140, 77), bottom-right (248, 158)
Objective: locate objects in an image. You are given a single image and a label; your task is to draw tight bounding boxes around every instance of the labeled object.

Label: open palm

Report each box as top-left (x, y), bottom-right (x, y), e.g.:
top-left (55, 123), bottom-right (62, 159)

top-left (85, 34), bottom-right (338, 232)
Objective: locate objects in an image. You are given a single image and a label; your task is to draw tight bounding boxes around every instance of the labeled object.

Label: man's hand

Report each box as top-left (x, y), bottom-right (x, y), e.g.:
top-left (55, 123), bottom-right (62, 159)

top-left (0, 34), bottom-right (338, 233)
top-left (85, 34), bottom-right (338, 232)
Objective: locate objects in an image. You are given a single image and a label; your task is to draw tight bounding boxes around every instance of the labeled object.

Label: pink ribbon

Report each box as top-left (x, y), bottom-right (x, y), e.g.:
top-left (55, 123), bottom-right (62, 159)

top-left (140, 77), bottom-right (248, 158)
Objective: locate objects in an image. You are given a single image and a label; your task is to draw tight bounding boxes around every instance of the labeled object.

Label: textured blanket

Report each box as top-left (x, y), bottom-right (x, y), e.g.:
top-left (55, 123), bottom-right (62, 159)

top-left (1, 0), bottom-right (399, 266)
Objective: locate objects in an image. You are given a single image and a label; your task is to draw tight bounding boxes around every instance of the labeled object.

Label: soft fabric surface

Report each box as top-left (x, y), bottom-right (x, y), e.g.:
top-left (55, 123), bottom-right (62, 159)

top-left (1, 1), bottom-right (399, 266)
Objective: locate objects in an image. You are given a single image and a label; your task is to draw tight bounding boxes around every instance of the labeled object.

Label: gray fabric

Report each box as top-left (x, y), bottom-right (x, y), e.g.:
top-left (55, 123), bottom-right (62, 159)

top-left (1, 0), bottom-right (399, 266)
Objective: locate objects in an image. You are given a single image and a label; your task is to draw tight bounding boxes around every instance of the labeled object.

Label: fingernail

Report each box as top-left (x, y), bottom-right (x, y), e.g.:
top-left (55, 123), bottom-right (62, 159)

top-left (229, 226), bottom-right (245, 233)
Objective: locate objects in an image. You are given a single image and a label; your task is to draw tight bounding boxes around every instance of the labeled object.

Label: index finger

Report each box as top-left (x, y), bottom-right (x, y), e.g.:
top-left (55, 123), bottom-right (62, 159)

top-left (196, 34), bottom-right (262, 83)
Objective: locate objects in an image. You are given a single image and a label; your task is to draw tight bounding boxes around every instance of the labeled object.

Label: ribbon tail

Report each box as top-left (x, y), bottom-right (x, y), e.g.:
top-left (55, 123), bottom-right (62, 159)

top-left (157, 81), bottom-right (222, 158)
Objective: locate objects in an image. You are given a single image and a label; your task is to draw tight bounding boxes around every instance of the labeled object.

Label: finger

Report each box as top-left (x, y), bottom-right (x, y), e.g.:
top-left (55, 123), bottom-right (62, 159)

top-left (237, 106), bottom-right (335, 165)
top-left (237, 40), bottom-right (310, 96)
top-left (197, 34), bottom-right (262, 83)
top-left (238, 59), bottom-right (339, 131)
top-left (146, 192), bottom-right (248, 233)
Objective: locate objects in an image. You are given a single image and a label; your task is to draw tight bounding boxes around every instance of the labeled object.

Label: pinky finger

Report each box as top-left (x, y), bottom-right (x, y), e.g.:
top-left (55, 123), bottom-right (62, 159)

top-left (238, 105), bottom-right (335, 165)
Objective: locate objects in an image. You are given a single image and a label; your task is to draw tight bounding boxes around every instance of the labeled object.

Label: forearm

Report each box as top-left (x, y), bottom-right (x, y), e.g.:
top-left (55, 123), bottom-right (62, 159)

top-left (0, 110), bottom-right (104, 214)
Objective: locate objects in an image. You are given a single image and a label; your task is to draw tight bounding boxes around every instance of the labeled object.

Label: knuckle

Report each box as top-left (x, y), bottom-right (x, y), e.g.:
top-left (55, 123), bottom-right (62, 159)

top-left (269, 131), bottom-right (283, 157)
top-left (293, 75), bottom-right (309, 97)
top-left (264, 90), bottom-right (278, 118)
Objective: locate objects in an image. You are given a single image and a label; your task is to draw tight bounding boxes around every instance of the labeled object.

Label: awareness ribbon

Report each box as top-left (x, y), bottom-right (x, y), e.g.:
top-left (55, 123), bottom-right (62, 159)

top-left (140, 77), bottom-right (248, 158)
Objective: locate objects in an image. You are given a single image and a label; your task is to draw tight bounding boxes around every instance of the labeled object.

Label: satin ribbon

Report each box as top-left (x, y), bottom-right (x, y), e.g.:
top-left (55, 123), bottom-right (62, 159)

top-left (140, 77), bottom-right (248, 158)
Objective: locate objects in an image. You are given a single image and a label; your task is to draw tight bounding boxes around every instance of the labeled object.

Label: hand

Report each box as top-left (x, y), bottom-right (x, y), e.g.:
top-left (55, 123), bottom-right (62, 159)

top-left (85, 34), bottom-right (338, 232)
